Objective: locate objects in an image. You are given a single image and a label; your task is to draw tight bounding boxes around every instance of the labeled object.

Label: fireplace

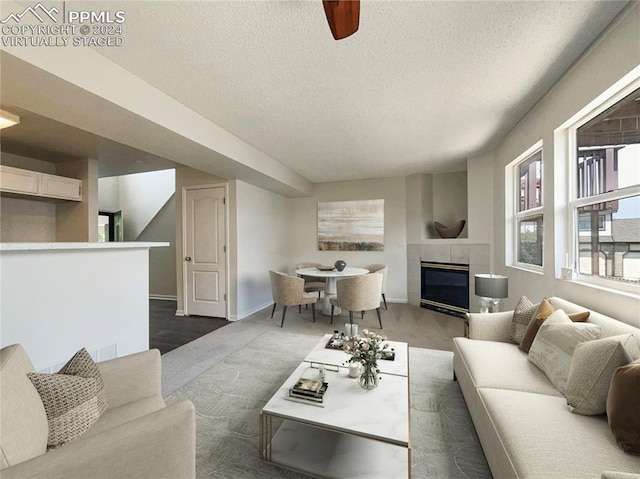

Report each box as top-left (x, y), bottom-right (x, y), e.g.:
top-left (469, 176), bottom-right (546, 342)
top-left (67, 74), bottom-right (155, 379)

top-left (420, 261), bottom-right (469, 318)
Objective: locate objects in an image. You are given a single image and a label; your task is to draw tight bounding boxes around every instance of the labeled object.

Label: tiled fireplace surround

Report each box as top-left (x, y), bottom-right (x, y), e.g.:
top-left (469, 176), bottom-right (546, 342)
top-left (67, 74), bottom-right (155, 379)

top-left (407, 242), bottom-right (491, 313)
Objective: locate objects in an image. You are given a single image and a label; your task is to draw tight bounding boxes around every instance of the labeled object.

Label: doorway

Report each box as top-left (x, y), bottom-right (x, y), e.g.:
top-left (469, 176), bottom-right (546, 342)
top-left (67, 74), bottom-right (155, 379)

top-left (182, 185), bottom-right (227, 318)
top-left (98, 210), bottom-right (123, 242)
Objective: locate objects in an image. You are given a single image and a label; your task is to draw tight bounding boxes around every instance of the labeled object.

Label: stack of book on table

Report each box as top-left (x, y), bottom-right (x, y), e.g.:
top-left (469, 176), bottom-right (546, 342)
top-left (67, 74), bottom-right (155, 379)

top-left (288, 377), bottom-right (328, 405)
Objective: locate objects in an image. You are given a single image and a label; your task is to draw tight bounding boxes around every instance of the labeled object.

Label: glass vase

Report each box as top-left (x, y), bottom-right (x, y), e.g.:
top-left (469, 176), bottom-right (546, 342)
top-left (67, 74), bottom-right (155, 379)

top-left (358, 363), bottom-right (379, 390)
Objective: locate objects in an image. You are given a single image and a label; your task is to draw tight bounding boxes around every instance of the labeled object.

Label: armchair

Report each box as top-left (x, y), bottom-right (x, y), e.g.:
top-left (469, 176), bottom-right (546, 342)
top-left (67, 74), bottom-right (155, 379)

top-left (270, 270), bottom-right (317, 327)
top-left (0, 344), bottom-right (195, 479)
top-left (330, 273), bottom-right (383, 329)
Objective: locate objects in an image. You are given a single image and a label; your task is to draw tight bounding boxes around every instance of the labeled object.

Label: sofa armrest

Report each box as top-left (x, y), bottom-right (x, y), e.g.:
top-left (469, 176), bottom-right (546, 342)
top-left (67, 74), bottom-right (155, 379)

top-left (1, 399), bottom-right (195, 479)
top-left (466, 310), bottom-right (514, 342)
top-left (97, 349), bottom-right (161, 409)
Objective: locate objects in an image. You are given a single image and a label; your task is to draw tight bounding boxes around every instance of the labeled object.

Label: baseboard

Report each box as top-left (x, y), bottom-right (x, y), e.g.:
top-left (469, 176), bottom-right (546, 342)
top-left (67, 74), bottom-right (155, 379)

top-left (234, 300), bottom-right (273, 321)
top-left (387, 298), bottom-right (408, 304)
top-left (149, 294), bottom-right (177, 301)
top-left (175, 309), bottom-right (185, 316)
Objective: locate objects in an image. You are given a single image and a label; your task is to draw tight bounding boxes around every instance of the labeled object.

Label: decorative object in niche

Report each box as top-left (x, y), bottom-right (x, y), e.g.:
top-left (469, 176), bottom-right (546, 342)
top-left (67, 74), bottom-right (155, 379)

top-left (317, 199), bottom-right (384, 251)
top-left (433, 220), bottom-right (465, 239)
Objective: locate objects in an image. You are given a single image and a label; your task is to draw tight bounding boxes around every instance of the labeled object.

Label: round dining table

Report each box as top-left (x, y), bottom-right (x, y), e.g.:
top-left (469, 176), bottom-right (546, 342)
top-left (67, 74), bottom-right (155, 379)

top-left (295, 266), bottom-right (369, 316)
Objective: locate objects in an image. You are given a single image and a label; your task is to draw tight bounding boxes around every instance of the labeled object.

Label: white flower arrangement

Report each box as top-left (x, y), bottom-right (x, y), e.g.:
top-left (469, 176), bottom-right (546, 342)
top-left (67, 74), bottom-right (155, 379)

top-left (342, 329), bottom-right (390, 369)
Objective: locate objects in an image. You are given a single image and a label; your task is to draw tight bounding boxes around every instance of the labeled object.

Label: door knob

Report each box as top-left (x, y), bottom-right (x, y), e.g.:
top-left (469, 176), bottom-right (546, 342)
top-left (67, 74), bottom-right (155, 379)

top-left (185, 256), bottom-right (191, 261)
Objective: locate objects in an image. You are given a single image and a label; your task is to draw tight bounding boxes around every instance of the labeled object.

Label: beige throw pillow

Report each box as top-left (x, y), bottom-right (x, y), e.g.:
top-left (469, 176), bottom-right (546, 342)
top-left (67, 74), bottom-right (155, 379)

top-left (528, 309), bottom-right (601, 394)
top-left (565, 335), bottom-right (634, 415)
top-left (27, 348), bottom-right (107, 448)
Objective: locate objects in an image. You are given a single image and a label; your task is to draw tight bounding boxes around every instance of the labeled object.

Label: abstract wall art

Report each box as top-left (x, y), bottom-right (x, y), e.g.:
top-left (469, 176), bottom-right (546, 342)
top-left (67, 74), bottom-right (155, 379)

top-left (317, 199), bottom-right (384, 251)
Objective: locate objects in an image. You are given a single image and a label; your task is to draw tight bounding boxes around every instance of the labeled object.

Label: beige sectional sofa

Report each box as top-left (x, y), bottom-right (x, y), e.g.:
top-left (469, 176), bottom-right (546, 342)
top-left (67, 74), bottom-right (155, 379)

top-left (453, 297), bottom-right (640, 479)
top-left (0, 344), bottom-right (196, 479)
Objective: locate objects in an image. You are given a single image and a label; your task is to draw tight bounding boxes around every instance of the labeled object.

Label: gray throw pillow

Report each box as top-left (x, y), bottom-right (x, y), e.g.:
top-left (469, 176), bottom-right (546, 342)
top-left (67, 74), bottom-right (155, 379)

top-left (528, 309), bottom-right (601, 394)
top-left (27, 348), bottom-right (107, 448)
top-left (565, 335), bottom-right (634, 415)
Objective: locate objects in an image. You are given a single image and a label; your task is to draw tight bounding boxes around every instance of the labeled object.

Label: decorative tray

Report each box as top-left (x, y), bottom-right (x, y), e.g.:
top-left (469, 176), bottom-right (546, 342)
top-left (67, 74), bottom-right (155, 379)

top-left (325, 338), bottom-right (344, 350)
top-left (316, 265), bottom-right (336, 271)
top-left (324, 338), bottom-right (395, 361)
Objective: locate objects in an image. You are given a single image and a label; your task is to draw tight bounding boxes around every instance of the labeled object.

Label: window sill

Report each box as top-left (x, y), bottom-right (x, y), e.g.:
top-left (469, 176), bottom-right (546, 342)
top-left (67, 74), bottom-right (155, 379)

top-left (506, 264), bottom-right (544, 276)
top-left (561, 277), bottom-right (640, 300)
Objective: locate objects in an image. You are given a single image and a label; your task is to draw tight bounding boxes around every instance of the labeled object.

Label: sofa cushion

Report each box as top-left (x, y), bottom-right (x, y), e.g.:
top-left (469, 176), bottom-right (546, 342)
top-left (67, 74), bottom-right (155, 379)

top-left (453, 337), bottom-right (563, 397)
top-left (528, 309), bottom-right (601, 394)
top-left (27, 348), bottom-right (108, 448)
top-left (565, 335), bottom-right (635, 415)
top-left (478, 388), bottom-right (640, 477)
top-left (0, 344), bottom-right (48, 469)
top-left (607, 358), bottom-right (640, 454)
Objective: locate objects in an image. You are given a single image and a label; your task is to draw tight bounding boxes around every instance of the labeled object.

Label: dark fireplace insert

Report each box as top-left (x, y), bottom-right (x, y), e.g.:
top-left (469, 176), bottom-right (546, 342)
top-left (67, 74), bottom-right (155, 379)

top-left (420, 261), bottom-right (469, 318)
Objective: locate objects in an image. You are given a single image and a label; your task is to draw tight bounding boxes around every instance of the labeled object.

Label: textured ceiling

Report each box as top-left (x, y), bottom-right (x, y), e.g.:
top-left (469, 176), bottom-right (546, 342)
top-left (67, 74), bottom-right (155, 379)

top-left (85, 0), bottom-right (629, 183)
top-left (1, 1), bottom-right (630, 185)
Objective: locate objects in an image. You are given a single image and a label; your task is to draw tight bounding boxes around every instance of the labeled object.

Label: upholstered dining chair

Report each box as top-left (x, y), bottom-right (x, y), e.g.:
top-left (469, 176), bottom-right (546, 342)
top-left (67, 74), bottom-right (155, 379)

top-left (364, 264), bottom-right (388, 309)
top-left (330, 273), bottom-right (383, 329)
top-left (269, 271), bottom-right (317, 327)
top-left (296, 262), bottom-right (326, 299)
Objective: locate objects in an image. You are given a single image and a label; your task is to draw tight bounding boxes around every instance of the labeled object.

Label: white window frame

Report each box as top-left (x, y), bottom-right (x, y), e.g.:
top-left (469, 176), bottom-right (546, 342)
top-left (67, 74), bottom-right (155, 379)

top-left (506, 140), bottom-right (544, 273)
top-left (564, 76), bottom-right (640, 294)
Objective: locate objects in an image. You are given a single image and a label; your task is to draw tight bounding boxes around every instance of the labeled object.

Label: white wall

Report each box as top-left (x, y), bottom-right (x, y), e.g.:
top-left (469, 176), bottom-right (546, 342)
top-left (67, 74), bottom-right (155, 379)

top-left (98, 176), bottom-right (120, 212)
top-left (493, 3), bottom-right (640, 325)
top-left (287, 177), bottom-right (408, 303)
top-left (0, 246), bottom-right (151, 369)
top-left (117, 169), bottom-right (175, 240)
top-left (138, 195), bottom-right (177, 298)
top-left (234, 180), bottom-right (291, 319)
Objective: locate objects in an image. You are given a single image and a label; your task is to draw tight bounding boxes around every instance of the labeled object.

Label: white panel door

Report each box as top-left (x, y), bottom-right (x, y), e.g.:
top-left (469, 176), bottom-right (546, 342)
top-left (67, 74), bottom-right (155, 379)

top-left (184, 186), bottom-right (226, 317)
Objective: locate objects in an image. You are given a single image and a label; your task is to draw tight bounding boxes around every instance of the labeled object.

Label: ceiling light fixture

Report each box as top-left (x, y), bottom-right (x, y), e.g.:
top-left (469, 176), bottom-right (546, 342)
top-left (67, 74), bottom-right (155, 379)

top-left (0, 109), bottom-right (20, 129)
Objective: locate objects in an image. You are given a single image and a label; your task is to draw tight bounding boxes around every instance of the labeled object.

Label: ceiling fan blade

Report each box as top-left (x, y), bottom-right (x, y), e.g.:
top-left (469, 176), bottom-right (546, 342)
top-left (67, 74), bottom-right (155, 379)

top-left (322, 0), bottom-right (360, 40)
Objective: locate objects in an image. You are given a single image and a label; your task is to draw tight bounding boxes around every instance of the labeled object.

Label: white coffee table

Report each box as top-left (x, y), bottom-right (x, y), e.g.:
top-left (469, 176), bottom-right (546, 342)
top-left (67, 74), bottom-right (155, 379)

top-left (295, 267), bottom-right (369, 316)
top-left (260, 345), bottom-right (411, 478)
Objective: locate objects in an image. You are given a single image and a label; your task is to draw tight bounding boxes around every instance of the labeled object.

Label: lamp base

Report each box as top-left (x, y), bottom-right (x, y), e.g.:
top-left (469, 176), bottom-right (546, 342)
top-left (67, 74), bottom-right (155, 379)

top-left (478, 297), bottom-right (502, 314)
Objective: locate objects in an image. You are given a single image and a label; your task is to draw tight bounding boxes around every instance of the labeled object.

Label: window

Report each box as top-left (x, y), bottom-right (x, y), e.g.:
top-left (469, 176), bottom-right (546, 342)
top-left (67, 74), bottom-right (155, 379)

top-left (509, 146), bottom-right (544, 270)
top-left (570, 86), bottom-right (640, 287)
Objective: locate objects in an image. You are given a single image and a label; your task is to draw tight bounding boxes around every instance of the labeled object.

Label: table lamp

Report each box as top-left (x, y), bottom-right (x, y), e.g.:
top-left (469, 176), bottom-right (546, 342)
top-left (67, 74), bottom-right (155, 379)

top-left (474, 274), bottom-right (508, 313)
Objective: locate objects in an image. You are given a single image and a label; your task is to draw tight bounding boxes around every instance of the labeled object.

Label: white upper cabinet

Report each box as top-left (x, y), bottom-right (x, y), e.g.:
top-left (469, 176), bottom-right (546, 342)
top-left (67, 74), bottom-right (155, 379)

top-left (0, 166), bottom-right (39, 195)
top-left (0, 165), bottom-right (82, 201)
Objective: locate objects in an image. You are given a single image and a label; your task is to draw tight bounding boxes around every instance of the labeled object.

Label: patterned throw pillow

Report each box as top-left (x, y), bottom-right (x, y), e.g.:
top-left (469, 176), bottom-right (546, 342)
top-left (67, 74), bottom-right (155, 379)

top-left (565, 335), bottom-right (635, 415)
top-left (528, 309), bottom-right (601, 394)
top-left (510, 296), bottom-right (538, 344)
top-left (27, 348), bottom-right (107, 448)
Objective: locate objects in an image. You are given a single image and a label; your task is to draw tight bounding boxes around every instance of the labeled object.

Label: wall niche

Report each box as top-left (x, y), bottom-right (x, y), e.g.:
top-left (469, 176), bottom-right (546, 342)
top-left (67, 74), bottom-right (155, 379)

top-left (421, 172), bottom-right (468, 240)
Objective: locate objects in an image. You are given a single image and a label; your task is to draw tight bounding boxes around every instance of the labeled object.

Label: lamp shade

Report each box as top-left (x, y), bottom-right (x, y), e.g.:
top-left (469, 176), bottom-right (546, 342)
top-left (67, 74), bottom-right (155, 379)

top-left (474, 274), bottom-right (508, 299)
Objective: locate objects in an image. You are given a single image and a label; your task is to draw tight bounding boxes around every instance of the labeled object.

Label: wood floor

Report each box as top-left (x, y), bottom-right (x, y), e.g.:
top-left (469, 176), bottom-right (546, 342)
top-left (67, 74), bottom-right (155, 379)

top-left (149, 299), bottom-right (228, 354)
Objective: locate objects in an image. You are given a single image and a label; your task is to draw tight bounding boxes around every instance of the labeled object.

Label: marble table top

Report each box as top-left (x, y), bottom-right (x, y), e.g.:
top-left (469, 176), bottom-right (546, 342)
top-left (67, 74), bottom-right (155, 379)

top-left (262, 361), bottom-right (409, 446)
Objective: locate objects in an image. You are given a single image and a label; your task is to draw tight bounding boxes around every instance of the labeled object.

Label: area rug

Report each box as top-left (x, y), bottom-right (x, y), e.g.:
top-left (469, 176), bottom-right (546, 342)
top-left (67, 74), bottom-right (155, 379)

top-left (165, 331), bottom-right (491, 478)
